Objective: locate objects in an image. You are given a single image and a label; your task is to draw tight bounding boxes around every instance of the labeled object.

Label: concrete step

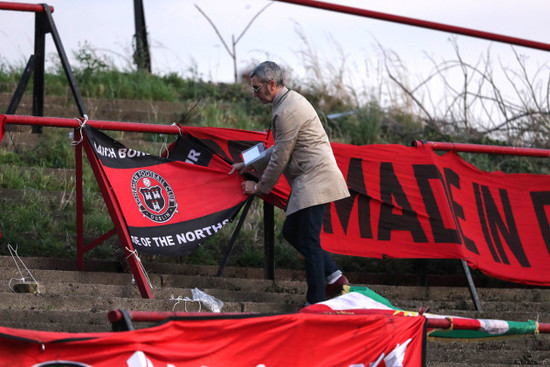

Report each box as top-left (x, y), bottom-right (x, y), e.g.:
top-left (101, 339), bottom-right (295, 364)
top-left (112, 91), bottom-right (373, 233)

top-left (2, 282), bottom-right (546, 328)
top-left (0, 309), bottom-right (110, 333)
top-left (2, 258), bottom-right (548, 301)
top-left (428, 336), bottom-right (550, 353)
top-left (0, 256), bottom-right (305, 286)
top-left (0, 279), bottom-right (306, 307)
top-left (0, 93), bottom-right (187, 125)
top-left (0, 267), bottom-right (307, 299)
top-left (3, 266), bottom-right (548, 321)
top-left (426, 340), bottom-right (550, 365)
top-left (0, 290), bottom-right (297, 315)
top-left (370, 284), bottom-right (550, 303)
top-left (395, 298), bottom-right (548, 314)
top-left (2, 257), bottom-right (549, 315)
top-left (1, 320), bottom-right (110, 334)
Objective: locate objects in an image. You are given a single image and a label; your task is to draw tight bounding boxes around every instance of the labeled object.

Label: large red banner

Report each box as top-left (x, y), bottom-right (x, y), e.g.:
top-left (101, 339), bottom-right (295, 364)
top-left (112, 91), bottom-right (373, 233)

top-left (326, 143), bottom-right (550, 286)
top-left (0, 313), bottom-right (425, 366)
top-left (176, 126), bottom-right (550, 286)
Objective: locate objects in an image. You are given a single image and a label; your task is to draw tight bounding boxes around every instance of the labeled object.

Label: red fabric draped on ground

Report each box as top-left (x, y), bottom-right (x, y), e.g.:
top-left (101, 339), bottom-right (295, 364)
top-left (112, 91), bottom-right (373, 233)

top-left (0, 312), bottom-right (425, 366)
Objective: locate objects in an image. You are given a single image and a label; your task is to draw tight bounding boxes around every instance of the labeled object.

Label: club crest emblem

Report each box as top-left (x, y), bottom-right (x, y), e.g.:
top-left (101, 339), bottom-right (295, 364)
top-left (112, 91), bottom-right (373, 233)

top-left (131, 169), bottom-right (177, 223)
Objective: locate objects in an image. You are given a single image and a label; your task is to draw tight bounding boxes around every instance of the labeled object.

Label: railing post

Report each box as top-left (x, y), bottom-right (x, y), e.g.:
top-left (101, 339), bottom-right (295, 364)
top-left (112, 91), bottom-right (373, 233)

top-left (216, 196), bottom-right (255, 277)
top-left (415, 259), bottom-right (427, 287)
top-left (263, 202), bottom-right (275, 280)
top-left (42, 4), bottom-right (87, 117)
top-left (31, 10), bottom-right (47, 133)
top-left (461, 260), bottom-right (483, 311)
top-left (133, 0), bottom-right (151, 73)
top-left (75, 128), bottom-right (84, 270)
top-left (5, 55), bottom-right (35, 115)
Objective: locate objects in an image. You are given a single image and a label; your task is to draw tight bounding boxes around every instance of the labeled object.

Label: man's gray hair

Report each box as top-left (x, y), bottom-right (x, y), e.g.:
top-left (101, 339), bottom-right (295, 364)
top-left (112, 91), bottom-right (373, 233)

top-left (250, 61), bottom-right (285, 87)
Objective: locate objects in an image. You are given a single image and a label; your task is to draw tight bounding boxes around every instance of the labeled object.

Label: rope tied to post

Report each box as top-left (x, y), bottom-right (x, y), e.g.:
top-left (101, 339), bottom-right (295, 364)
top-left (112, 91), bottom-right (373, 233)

top-left (71, 114), bottom-right (89, 146)
top-left (158, 122), bottom-right (184, 159)
top-left (171, 121), bottom-right (183, 136)
top-left (7, 244), bottom-right (40, 294)
top-left (125, 247), bottom-right (153, 290)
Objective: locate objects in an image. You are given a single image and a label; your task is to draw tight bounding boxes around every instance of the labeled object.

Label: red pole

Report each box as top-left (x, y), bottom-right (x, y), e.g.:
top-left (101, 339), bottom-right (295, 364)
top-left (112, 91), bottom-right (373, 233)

top-left (275, 0), bottom-right (550, 52)
top-left (413, 140), bottom-right (550, 158)
top-left (0, 114), bottom-right (181, 134)
top-left (108, 310), bottom-right (241, 324)
top-left (81, 133), bottom-right (154, 299)
top-left (0, 1), bottom-right (54, 12)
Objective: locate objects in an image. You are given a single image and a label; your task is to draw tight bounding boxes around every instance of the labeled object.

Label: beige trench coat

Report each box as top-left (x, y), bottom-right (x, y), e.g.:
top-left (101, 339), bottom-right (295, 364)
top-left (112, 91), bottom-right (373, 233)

top-left (256, 87), bottom-right (350, 215)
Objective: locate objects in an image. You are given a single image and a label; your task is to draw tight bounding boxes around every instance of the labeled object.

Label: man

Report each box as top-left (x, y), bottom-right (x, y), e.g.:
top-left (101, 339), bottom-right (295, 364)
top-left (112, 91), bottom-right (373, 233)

top-left (230, 61), bottom-right (350, 305)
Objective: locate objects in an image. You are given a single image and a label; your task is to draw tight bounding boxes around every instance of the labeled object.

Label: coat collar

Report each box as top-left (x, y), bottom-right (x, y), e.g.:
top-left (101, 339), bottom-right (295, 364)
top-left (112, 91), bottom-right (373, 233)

top-left (272, 87), bottom-right (290, 109)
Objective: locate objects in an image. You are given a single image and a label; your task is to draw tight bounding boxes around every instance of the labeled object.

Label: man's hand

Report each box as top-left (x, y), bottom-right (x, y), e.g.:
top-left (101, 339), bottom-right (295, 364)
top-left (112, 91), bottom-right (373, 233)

top-left (228, 162), bottom-right (247, 175)
top-left (242, 180), bottom-right (258, 195)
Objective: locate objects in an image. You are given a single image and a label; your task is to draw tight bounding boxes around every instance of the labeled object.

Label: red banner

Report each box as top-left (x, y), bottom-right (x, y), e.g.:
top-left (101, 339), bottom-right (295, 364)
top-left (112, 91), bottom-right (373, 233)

top-left (0, 313), bottom-right (425, 366)
top-left (176, 126), bottom-right (550, 286)
top-left (325, 143), bottom-right (550, 286)
top-left (85, 126), bottom-right (248, 256)
top-left (171, 125), bottom-right (291, 209)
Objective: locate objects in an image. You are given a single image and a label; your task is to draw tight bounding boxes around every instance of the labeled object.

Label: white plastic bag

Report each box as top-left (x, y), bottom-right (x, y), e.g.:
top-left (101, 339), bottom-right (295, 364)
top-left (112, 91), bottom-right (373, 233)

top-left (191, 287), bottom-right (224, 313)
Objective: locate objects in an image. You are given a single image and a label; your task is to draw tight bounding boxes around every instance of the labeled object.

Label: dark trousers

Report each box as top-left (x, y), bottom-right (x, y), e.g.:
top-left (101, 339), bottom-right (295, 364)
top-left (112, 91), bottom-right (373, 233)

top-left (282, 204), bottom-right (339, 304)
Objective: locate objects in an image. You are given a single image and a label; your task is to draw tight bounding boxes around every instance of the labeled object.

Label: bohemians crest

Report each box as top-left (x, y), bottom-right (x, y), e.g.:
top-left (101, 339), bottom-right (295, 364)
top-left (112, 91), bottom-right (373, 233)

top-left (131, 169), bottom-right (178, 223)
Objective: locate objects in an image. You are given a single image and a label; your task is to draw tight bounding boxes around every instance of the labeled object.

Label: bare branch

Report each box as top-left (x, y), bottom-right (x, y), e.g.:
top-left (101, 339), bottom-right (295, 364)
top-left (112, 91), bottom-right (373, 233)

top-left (384, 60), bottom-right (434, 123)
top-left (234, 2), bottom-right (274, 44)
top-left (194, 4), bottom-right (233, 57)
top-left (195, 3), bottom-right (273, 83)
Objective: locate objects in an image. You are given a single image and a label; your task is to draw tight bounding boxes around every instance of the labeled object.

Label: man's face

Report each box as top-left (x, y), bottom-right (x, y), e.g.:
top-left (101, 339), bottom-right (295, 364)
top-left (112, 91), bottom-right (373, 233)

top-left (251, 76), bottom-right (274, 104)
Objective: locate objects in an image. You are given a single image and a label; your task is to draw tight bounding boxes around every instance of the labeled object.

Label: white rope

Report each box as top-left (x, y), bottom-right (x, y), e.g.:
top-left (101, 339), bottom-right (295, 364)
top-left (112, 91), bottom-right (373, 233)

top-left (163, 122), bottom-right (183, 159)
top-left (158, 133), bottom-right (169, 157)
top-left (7, 244), bottom-right (40, 294)
top-left (71, 114), bottom-right (89, 146)
top-left (170, 294), bottom-right (201, 312)
top-left (125, 247), bottom-right (153, 290)
top-left (171, 121), bottom-right (183, 135)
